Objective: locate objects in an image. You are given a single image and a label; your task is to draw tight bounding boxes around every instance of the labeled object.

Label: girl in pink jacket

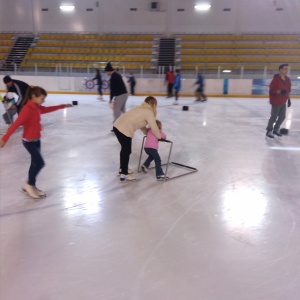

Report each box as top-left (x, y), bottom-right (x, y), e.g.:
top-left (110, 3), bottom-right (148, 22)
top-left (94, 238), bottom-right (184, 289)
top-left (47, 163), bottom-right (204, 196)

top-left (141, 120), bottom-right (168, 180)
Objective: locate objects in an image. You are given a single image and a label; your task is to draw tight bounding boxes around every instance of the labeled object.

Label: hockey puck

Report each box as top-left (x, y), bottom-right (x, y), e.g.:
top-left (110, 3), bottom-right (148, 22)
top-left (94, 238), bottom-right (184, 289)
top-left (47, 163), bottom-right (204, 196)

top-left (72, 101), bottom-right (78, 105)
top-left (280, 128), bottom-right (288, 135)
top-left (182, 106), bottom-right (189, 111)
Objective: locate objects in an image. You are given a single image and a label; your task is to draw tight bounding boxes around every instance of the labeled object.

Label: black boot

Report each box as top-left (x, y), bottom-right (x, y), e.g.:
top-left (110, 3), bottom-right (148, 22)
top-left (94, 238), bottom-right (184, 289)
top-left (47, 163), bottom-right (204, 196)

top-left (273, 130), bottom-right (282, 137)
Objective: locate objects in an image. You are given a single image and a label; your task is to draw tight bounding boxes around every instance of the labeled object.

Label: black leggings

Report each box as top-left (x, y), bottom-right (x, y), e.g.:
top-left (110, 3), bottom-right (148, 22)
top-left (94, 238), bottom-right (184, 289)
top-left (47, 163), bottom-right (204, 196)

top-left (113, 127), bottom-right (132, 175)
top-left (22, 140), bottom-right (45, 186)
top-left (98, 84), bottom-right (103, 96)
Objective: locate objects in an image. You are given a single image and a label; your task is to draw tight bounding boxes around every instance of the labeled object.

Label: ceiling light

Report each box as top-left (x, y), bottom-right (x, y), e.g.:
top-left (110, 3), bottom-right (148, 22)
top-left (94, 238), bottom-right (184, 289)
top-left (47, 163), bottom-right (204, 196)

top-left (195, 4), bottom-right (211, 11)
top-left (60, 5), bottom-right (75, 11)
top-left (223, 70), bottom-right (231, 73)
top-left (297, 76), bottom-right (300, 79)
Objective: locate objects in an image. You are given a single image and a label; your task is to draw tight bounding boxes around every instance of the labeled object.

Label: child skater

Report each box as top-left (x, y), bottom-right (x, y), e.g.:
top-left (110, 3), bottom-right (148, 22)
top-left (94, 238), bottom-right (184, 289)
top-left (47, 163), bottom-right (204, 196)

top-left (173, 69), bottom-right (182, 105)
top-left (1, 92), bottom-right (17, 130)
top-left (141, 120), bottom-right (168, 181)
top-left (0, 86), bottom-right (73, 199)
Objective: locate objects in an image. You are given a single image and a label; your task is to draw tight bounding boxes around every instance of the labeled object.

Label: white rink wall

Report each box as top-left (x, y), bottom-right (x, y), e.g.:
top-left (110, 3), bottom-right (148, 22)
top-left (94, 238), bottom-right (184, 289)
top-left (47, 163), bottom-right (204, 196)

top-left (0, 76), bottom-right (255, 96)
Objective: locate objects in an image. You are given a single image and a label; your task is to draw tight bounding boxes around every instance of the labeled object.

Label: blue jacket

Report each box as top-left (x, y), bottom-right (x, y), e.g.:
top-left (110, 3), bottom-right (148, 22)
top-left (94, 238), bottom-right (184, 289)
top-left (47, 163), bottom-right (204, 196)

top-left (195, 74), bottom-right (204, 87)
top-left (174, 74), bottom-right (182, 90)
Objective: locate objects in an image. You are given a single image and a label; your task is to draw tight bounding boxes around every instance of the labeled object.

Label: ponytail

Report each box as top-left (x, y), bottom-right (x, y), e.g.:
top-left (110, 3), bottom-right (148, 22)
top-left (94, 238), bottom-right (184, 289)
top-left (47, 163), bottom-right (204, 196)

top-left (144, 96), bottom-right (157, 117)
top-left (21, 86), bottom-right (47, 109)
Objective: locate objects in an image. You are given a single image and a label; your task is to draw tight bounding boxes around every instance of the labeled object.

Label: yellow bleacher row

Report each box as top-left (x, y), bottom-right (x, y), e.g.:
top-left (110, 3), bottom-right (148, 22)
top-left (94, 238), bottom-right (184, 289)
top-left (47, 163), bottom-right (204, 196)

top-left (37, 41), bottom-right (152, 48)
top-left (181, 56), bottom-right (300, 63)
top-left (180, 35), bottom-right (300, 42)
top-left (25, 54), bottom-right (151, 63)
top-left (0, 41), bottom-right (14, 46)
top-left (0, 34), bottom-right (13, 39)
top-left (0, 47), bottom-right (10, 53)
top-left (28, 47), bottom-right (152, 55)
top-left (181, 49), bottom-right (300, 56)
top-left (0, 54), bottom-right (6, 60)
top-left (39, 34), bottom-right (154, 41)
top-left (181, 42), bottom-right (300, 49)
top-left (21, 61), bottom-right (151, 69)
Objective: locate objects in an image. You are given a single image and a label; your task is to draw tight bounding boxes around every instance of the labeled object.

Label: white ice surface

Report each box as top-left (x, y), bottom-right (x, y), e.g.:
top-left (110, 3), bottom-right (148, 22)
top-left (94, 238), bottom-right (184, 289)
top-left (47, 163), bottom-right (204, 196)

top-left (1, 94), bottom-right (300, 300)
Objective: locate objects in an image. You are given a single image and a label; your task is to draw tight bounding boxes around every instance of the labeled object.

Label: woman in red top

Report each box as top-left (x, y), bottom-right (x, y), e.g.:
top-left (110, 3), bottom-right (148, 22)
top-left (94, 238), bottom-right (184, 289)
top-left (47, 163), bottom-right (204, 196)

top-left (0, 86), bottom-right (73, 199)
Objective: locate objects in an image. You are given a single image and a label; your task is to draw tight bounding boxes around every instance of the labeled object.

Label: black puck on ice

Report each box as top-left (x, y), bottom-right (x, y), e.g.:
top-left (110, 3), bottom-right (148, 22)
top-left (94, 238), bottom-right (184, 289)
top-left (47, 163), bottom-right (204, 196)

top-left (72, 101), bottom-right (78, 105)
top-left (280, 128), bottom-right (289, 135)
top-left (182, 106), bottom-right (189, 111)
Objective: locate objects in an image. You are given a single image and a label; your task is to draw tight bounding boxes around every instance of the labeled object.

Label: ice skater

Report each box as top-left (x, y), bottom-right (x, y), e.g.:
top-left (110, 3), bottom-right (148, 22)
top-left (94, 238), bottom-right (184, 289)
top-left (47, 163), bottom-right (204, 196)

top-left (127, 72), bottom-right (136, 95)
top-left (105, 62), bottom-right (128, 132)
top-left (165, 69), bottom-right (174, 98)
top-left (194, 72), bottom-right (207, 102)
top-left (0, 86), bottom-right (73, 199)
top-left (141, 120), bottom-right (168, 180)
top-left (113, 96), bottom-right (162, 182)
top-left (92, 68), bottom-right (104, 101)
top-left (266, 63), bottom-right (291, 138)
top-left (173, 69), bottom-right (182, 105)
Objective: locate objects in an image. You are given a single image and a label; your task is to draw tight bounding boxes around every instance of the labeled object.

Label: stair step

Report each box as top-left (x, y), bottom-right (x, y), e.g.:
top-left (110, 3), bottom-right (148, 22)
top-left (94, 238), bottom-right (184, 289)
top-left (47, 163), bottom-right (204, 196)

top-left (0, 36), bottom-right (34, 71)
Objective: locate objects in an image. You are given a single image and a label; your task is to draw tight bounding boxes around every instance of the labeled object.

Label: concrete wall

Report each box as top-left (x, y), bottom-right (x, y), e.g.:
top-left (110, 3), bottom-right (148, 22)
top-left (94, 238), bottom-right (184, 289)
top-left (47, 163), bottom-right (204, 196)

top-left (1, 0), bottom-right (300, 35)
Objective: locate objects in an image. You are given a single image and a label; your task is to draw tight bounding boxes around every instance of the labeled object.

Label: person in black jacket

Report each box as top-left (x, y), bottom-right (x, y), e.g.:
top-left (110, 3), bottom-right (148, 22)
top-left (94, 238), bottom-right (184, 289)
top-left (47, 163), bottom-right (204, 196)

top-left (105, 62), bottom-right (128, 124)
top-left (92, 69), bottom-right (104, 101)
top-left (3, 75), bottom-right (30, 114)
top-left (127, 72), bottom-right (136, 95)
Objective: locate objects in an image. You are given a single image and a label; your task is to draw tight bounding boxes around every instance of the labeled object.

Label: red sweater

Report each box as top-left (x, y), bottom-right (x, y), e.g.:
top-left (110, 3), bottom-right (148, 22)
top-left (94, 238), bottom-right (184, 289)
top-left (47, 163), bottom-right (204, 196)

top-left (269, 74), bottom-right (291, 105)
top-left (1, 100), bottom-right (66, 142)
top-left (166, 71), bottom-right (174, 84)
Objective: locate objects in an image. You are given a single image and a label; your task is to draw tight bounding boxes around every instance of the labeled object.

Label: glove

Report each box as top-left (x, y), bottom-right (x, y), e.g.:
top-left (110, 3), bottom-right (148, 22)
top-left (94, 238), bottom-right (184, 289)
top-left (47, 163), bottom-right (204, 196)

top-left (280, 90), bottom-right (286, 95)
top-left (287, 98), bottom-right (291, 107)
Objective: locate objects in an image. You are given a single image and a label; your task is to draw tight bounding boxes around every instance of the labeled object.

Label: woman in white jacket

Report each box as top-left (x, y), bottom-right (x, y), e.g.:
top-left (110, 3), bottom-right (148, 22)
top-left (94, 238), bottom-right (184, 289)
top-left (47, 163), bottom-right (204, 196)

top-left (113, 96), bottom-right (162, 182)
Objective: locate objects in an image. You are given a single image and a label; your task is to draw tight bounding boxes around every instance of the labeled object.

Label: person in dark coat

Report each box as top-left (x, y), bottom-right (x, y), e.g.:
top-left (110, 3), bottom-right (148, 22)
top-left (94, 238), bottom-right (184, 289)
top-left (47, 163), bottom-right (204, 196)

top-left (105, 62), bottom-right (128, 131)
top-left (266, 64), bottom-right (291, 138)
top-left (127, 72), bottom-right (136, 95)
top-left (92, 69), bottom-right (104, 101)
top-left (3, 75), bottom-right (30, 114)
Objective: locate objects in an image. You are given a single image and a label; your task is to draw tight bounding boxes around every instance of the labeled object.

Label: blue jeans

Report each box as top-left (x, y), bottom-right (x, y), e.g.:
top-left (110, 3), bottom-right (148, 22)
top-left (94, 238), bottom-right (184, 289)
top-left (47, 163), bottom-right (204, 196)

top-left (22, 140), bottom-right (45, 186)
top-left (143, 148), bottom-right (164, 177)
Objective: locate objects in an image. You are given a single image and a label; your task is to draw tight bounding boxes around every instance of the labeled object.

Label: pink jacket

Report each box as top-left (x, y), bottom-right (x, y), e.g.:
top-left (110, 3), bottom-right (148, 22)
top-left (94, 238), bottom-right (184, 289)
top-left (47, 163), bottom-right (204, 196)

top-left (144, 129), bottom-right (166, 150)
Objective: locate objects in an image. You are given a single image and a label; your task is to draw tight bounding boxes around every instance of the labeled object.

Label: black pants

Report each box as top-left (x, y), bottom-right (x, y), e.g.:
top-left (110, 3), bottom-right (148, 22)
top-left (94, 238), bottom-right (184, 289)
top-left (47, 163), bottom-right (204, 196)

top-left (130, 82), bottom-right (136, 95)
top-left (22, 140), bottom-right (45, 186)
top-left (113, 127), bottom-right (132, 175)
top-left (97, 84), bottom-right (103, 96)
top-left (167, 83), bottom-right (173, 97)
top-left (196, 87), bottom-right (206, 101)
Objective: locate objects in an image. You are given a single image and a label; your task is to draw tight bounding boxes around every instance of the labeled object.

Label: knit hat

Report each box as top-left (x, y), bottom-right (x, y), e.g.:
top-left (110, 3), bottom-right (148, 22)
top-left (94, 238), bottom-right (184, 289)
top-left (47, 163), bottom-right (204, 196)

top-left (5, 92), bottom-right (14, 99)
top-left (3, 75), bottom-right (12, 84)
top-left (104, 62), bottom-right (114, 72)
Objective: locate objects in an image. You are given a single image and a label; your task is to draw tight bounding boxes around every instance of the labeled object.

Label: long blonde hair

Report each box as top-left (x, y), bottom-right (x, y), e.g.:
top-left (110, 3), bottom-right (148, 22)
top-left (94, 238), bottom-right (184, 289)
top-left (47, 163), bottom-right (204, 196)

top-left (144, 96), bottom-right (157, 117)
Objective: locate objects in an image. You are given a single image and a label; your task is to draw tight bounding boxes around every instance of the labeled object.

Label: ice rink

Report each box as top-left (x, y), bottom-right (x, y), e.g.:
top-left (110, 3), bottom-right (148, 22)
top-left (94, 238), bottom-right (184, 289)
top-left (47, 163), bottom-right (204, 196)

top-left (1, 94), bottom-right (300, 300)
